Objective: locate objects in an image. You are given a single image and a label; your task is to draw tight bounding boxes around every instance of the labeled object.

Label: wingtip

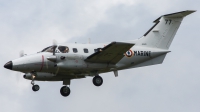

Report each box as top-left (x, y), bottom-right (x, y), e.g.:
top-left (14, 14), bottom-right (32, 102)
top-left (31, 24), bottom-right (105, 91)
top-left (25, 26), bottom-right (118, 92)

top-left (186, 10), bottom-right (197, 12)
top-left (185, 10), bottom-right (197, 14)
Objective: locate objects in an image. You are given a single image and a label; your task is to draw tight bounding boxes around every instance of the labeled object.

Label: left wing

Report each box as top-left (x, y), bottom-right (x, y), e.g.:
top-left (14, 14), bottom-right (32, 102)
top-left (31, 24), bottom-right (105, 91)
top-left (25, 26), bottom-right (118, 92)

top-left (85, 42), bottom-right (134, 64)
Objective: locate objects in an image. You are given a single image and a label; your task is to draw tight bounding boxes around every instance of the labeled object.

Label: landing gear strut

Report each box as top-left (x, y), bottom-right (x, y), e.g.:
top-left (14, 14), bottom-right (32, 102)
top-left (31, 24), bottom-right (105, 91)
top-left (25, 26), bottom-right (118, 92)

top-left (60, 79), bottom-right (71, 97)
top-left (31, 74), bottom-right (40, 92)
top-left (93, 76), bottom-right (103, 86)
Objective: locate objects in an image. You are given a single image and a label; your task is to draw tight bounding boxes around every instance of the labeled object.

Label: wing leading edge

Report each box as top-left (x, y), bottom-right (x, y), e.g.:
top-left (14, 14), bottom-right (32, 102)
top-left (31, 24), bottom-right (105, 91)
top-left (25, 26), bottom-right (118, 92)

top-left (85, 42), bottom-right (134, 64)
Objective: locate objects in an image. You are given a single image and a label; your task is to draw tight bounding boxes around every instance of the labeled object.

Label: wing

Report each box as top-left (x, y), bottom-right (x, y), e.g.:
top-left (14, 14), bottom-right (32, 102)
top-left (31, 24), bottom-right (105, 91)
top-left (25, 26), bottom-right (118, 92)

top-left (85, 42), bottom-right (134, 64)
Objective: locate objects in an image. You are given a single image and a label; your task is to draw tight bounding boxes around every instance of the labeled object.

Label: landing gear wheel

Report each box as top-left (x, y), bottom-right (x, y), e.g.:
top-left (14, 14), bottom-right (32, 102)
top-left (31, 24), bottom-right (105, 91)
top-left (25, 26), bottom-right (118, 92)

top-left (32, 85), bottom-right (40, 92)
top-left (60, 86), bottom-right (70, 97)
top-left (93, 76), bottom-right (103, 86)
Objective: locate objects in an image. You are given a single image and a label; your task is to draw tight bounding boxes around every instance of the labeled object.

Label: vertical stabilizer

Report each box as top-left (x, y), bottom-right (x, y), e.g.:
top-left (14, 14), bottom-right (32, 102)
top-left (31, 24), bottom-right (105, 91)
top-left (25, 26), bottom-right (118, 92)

top-left (138, 10), bottom-right (196, 50)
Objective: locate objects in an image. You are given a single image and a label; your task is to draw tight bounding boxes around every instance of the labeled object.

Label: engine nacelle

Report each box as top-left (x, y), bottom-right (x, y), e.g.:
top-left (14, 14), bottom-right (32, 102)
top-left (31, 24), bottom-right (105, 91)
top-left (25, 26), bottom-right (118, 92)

top-left (55, 53), bottom-right (116, 69)
top-left (24, 72), bottom-right (55, 81)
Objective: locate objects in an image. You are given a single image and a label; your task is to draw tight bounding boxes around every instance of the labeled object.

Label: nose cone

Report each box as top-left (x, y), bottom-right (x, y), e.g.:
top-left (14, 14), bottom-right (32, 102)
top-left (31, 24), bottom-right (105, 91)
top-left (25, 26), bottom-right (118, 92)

top-left (4, 61), bottom-right (13, 70)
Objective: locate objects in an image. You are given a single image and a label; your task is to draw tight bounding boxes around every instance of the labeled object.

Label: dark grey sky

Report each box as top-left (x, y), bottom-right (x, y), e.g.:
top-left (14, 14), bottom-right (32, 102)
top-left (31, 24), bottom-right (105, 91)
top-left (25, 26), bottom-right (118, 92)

top-left (0, 0), bottom-right (200, 112)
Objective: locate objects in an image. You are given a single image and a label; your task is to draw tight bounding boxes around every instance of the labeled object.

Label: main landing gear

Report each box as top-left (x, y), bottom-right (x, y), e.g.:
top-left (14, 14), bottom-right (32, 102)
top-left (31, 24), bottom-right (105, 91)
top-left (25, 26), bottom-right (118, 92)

top-left (93, 75), bottom-right (103, 86)
top-left (60, 86), bottom-right (71, 97)
top-left (60, 79), bottom-right (71, 97)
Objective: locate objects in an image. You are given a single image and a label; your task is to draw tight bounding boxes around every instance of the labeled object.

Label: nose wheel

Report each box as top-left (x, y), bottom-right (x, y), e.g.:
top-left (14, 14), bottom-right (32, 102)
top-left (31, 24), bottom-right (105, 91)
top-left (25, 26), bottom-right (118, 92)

top-left (60, 86), bottom-right (70, 97)
top-left (32, 85), bottom-right (40, 91)
top-left (31, 76), bottom-right (40, 92)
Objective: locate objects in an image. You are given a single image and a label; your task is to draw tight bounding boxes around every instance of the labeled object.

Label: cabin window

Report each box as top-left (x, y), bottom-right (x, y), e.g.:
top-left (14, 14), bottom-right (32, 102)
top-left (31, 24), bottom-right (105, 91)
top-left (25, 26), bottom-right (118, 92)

top-left (94, 49), bottom-right (98, 53)
top-left (73, 48), bottom-right (78, 53)
top-left (94, 48), bottom-right (102, 52)
top-left (58, 46), bottom-right (69, 53)
top-left (84, 48), bottom-right (88, 53)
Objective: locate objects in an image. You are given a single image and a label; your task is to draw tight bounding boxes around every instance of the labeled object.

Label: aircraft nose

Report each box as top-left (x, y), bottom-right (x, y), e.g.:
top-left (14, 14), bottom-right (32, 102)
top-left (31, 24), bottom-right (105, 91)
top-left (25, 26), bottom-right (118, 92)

top-left (4, 61), bottom-right (13, 70)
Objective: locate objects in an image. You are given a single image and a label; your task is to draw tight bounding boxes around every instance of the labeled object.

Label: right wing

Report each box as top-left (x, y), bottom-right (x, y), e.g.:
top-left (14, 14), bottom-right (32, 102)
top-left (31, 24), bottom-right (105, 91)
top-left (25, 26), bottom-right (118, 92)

top-left (85, 42), bottom-right (134, 64)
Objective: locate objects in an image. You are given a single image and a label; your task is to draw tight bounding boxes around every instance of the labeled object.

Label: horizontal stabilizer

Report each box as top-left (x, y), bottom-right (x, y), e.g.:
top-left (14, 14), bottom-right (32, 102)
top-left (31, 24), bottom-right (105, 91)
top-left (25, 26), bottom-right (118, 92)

top-left (133, 54), bottom-right (167, 68)
top-left (154, 10), bottom-right (196, 23)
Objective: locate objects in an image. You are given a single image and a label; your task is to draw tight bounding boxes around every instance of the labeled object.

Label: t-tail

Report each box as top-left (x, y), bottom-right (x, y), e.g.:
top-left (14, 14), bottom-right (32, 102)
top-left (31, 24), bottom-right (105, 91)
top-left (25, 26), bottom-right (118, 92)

top-left (132, 10), bottom-right (196, 68)
top-left (138, 10), bottom-right (196, 50)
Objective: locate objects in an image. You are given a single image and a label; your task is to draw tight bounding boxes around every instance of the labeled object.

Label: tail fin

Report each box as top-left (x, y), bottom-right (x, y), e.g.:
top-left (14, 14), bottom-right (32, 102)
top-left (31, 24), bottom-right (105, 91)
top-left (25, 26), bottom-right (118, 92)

top-left (138, 10), bottom-right (196, 50)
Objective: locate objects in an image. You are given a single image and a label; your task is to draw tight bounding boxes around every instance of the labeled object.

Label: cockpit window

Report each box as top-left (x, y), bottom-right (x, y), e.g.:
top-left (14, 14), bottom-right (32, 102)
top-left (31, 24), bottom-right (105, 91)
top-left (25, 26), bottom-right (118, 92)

top-left (58, 46), bottom-right (69, 53)
top-left (94, 48), bottom-right (102, 52)
top-left (41, 46), bottom-right (55, 53)
top-left (41, 46), bottom-right (51, 52)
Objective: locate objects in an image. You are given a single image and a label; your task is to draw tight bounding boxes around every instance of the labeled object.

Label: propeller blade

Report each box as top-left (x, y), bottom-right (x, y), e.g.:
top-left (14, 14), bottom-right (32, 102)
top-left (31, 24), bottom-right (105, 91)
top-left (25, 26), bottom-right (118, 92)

top-left (19, 50), bottom-right (24, 57)
top-left (53, 39), bottom-right (57, 46)
top-left (52, 39), bottom-right (58, 55)
top-left (52, 45), bottom-right (57, 55)
top-left (55, 67), bottom-right (60, 75)
top-left (16, 73), bottom-right (20, 82)
top-left (16, 72), bottom-right (22, 83)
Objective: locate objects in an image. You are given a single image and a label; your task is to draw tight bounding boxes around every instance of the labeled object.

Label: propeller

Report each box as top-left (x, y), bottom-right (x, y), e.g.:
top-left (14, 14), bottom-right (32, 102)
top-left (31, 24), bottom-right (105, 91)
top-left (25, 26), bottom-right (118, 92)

top-left (17, 51), bottom-right (26, 82)
top-left (47, 39), bottom-right (58, 63)
top-left (53, 39), bottom-right (57, 46)
top-left (19, 50), bottom-right (24, 57)
top-left (52, 39), bottom-right (59, 69)
top-left (15, 72), bottom-right (24, 83)
top-left (52, 39), bottom-right (57, 55)
top-left (16, 72), bottom-right (21, 82)
top-left (52, 46), bottom-right (57, 55)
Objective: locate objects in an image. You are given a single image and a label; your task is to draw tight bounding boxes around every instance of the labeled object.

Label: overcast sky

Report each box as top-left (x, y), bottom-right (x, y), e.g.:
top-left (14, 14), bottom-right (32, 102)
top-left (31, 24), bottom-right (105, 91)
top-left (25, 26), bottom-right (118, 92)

top-left (0, 0), bottom-right (200, 112)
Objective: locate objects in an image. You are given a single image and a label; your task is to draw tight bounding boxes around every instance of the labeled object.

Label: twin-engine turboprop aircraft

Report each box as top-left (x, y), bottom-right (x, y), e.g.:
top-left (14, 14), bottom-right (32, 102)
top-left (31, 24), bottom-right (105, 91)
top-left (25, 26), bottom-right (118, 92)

top-left (4, 10), bottom-right (195, 97)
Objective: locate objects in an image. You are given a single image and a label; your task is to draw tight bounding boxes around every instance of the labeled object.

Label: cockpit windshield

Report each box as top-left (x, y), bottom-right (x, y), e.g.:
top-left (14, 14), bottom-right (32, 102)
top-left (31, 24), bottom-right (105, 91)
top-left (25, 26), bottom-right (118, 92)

top-left (41, 46), bottom-right (56, 53)
top-left (41, 45), bottom-right (69, 53)
top-left (58, 46), bottom-right (69, 53)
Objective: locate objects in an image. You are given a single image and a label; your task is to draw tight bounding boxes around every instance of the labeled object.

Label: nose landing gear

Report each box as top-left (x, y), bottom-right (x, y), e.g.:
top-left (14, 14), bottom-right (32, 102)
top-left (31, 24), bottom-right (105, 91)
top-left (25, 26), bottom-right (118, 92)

top-left (32, 84), bottom-right (40, 91)
top-left (31, 80), bottom-right (40, 92)
top-left (31, 73), bottom-right (40, 92)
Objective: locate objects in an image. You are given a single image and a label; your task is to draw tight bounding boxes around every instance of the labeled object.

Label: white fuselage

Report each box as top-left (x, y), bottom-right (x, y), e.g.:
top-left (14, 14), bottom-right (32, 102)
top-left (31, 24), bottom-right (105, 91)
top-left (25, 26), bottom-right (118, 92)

top-left (10, 41), bottom-right (169, 81)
